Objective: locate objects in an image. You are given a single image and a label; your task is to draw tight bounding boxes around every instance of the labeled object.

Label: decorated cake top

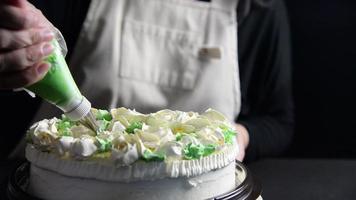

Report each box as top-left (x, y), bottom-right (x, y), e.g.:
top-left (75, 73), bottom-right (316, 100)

top-left (27, 108), bottom-right (237, 167)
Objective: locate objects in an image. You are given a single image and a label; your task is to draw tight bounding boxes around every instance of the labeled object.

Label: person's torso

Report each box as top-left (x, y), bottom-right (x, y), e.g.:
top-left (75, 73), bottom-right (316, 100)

top-left (34, 0), bottom-right (241, 122)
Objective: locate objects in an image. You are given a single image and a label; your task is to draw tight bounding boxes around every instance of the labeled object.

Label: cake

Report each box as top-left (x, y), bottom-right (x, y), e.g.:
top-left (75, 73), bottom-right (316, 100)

top-left (25, 108), bottom-right (239, 200)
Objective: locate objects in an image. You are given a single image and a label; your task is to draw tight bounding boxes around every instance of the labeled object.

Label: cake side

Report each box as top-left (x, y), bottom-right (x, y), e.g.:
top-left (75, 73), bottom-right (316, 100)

top-left (26, 108), bottom-right (239, 180)
top-left (28, 162), bottom-right (236, 200)
top-left (26, 143), bottom-right (237, 181)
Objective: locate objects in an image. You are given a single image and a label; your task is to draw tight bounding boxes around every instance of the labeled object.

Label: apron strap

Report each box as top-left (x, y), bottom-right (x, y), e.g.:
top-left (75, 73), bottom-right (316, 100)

top-left (211, 0), bottom-right (239, 11)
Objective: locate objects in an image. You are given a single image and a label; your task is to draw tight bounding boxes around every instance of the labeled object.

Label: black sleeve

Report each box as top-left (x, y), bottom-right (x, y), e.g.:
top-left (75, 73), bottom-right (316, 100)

top-left (236, 0), bottom-right (294, 162)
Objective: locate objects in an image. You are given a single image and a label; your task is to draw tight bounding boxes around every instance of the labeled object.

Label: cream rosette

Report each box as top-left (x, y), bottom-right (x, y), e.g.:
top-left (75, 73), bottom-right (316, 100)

top-left (156, 141), bottom-right (183, 160)
top-left (111, 107), bottom-right (147, 127)
top-left (29, 118), bottom-right (59, 149)
top-left (55, 136), bottom-right (75, 155)
top-left (148, 109), bottom-right (197, 124)
top-left (135, 130), bottom-right (160, 150)
top-left (70, 124), bottom-right (96, 138)
top-left (111, 135), bottom-right (139, 166)
top-left (70, 136), bottom-right (98, 158)
top-left (96, 130), bottom-right (118, 142)
top-left (111, 121), bottom-right (126, 133)
top-left (195, 128), bottom-right (221, 145)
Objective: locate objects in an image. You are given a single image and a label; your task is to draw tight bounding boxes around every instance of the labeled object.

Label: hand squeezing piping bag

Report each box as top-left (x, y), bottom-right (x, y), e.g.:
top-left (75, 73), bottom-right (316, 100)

top-left (25, 30), bottom-right (97, 129)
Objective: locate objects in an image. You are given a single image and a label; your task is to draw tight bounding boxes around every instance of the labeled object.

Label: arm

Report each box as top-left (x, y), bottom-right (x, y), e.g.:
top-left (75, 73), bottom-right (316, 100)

top-left (237, 0), bottom-right (294, 162)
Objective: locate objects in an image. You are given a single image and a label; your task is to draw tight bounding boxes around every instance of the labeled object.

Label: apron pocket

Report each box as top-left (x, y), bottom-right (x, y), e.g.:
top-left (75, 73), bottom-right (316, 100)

top-left (119, 20), bottom-right (202, 90)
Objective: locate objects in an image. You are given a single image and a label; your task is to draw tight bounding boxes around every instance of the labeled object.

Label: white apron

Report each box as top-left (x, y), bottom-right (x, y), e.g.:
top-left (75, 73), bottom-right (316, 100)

top-left (33, 0), bottom-right (241, 122)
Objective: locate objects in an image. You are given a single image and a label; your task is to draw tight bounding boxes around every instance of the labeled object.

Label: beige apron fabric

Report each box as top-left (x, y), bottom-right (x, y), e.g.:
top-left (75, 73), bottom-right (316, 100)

top-left (33, 0), bottom-right (241, 122)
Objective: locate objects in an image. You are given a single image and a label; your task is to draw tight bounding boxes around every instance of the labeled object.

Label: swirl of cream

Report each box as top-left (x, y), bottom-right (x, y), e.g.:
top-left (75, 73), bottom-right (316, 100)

top-left (213, 127), bottom-right (225, 141)
top-left (196, 128), bottom-right (220, 145)
top-left (201, 108), bottom-right (227, 122)
top-left (137, 130), bottom-right (161, 150)
top-left (111, 136), bottom-right (139, 166)
top-left (111, 107), bottom-right (147, 125)
top-left (155, 128), bottom-right (175, 144)
top-left (176, 111), bottom-right (199, 123)
top-left (111, 121), bottom-right (126, 132)
top-left (185, 118), bottom-right (211, 129)
top-left (153, 109), bottom-right (177, 121)
top-left (129, 134), bottom-right (148, 157)
top-left (156, 141), bottom-right (182, 160)
top-left (180, 135), bottom-right (200, 146)
top-left (70, 137), bottom-right (97, 158)
top-left (30, 118), bottom-right (59, 147)
top-left (55, 136), bottom-right (75, 155)
top-left (97, 130), bottom-right (117, 141)
top-left (70, 125), bottom-right (96, 138)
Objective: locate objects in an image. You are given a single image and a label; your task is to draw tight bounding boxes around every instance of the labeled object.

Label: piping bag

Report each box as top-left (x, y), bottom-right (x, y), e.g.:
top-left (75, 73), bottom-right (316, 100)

top-left (23, 30), bottom-right (98, 131)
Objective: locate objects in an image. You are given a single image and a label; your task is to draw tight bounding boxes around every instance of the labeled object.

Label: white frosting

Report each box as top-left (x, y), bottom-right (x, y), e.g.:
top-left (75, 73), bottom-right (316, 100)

top-left (26, 144), bottom-right (237, 181)
top-left (70, 137), bottom-right (98, 158)
top-left (152, 127), bottom-right (175, 144)
top-left (30, 118), bottom-right (59, 147)
top-left (196, 128), bottom-right (220, 145)
top-left (180, 135), bottom-right (200, 146)
top-left (27, 108), bottom-right (238, 164)
top-left (137, 130), bottom-right (161, 150)
top-left (55, 136), bottom-right (75, 155)
top-left (111, 137), bottom-right (139, 166)
top-left (28, 162), bottom-right (237, 200)
top-left (156, 141), bottom-right (182, 160)
top-left (70, 125), bottom-right (95, 137)
top-left (111, 121), bottom-right (126, 132)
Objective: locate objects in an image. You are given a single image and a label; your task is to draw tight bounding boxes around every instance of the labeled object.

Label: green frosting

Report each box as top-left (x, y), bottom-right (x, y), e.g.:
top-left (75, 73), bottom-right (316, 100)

top-left (95, 109), bottom-right (113, 121)
top-left (57, 115), bottom-right (76, 136)
top-left (98, 119), bottom-right (111, 132)
top-left (125, 121), bottom-right (143, 134)
top-left (142, 149), bottom-right (165, 162)
top-left (96, 136), bottom-right (112, 152)
top-left (221, 126), bottom-right (237, 145)
top-left (183, 143), bottom-right (216, 160)
top-left (175, 133), bottom-right (184, 141)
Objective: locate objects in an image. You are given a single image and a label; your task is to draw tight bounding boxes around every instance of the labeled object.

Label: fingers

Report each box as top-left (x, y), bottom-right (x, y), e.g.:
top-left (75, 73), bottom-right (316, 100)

top-left (236, 145), bottom-right (245, 161)
top-left (0, 42), bottom-right (53, 73)
top-left (235, 135), bottom-right (246, 161)
top-left (0, 28), bottom-right (54, 49)
top-left (235, 124), bottom-right (249, 161)
top-left (0, 0), bottom-right (55, 89)
top-left (0, 62), bottom-right (50, 89)
top-left (0, 5), bottom-right (39, 30)
top-left (2, 0), bottom-right (27, 7)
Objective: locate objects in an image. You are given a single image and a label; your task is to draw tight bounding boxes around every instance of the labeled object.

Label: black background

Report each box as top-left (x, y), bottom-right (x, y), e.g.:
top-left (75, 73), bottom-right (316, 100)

top-left (285, 0), bottom-right (356, 158)
top-left (1, 0), bottom-right (356, 160)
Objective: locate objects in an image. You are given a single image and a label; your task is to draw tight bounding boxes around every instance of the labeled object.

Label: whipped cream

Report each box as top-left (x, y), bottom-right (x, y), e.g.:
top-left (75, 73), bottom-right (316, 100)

top-left (111, 135), bottom-right (139, 166)
top-left (27, 108), bottom-right (238, 164)
top-left (56, 136), bottom-right (75, 155)
top-left (29, 118), bottom-right (59, 148)
top-left (70, 137), bottom-right (97, 158)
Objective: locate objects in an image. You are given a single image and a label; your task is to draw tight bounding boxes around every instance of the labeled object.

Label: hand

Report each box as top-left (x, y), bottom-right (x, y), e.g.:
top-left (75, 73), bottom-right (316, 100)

top-left (235, 123), bottom-right (249, 161)
top-left (0, 0), bottom-right (54, 89)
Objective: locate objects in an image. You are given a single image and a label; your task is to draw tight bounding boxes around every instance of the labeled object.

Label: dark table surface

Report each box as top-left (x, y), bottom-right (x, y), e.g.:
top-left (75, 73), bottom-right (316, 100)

top-left (247, 158), bottom-right (356, 200)
top-left (1, 158), bottom-right (356, 200)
